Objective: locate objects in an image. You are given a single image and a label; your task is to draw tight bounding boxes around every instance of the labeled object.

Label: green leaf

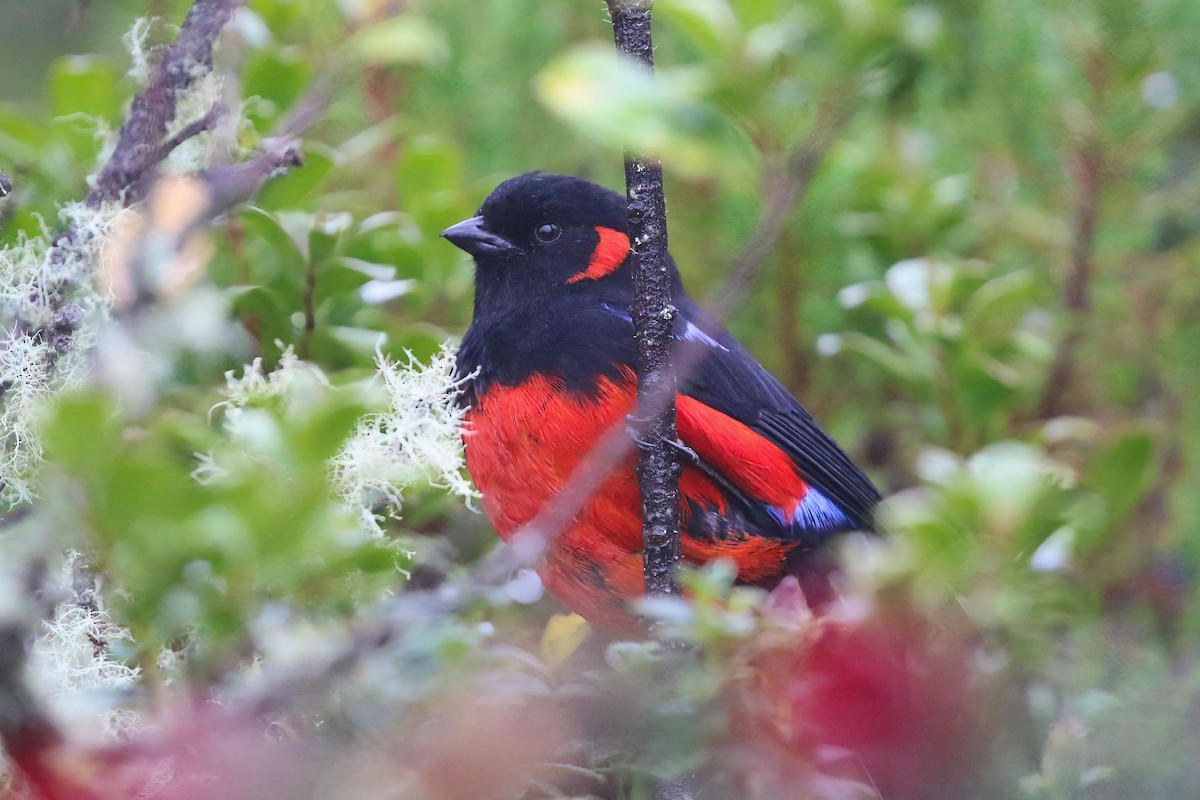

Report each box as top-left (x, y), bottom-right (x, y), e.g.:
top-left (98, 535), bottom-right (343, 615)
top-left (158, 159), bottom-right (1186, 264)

top-left (294, 402), bottom-right (369, 463)
top-left (396, 135), bottom-right (462, 210)
top-left (1081, 430), bottom-right (1157, 524)
top-left (835, 331), bottom-right (933, 385)
top-left (0, 108), bottom-right (50, 155)
top-left (42, 392), bottom-right (121, 474)
top-left (243, 47), bottom-right (312, 115)
top-left (253, 148), bottom-right (336, 210)
top-left (308, 211), bottom-right (354, 265)
top-left (48, 55), bottom-right (120, 120)
top-left (657, 0), bottom-right (740, 56)
top-left (386, 324), bottom-right (449, 362)
top-left (350, 15), bottom-right (449, 66)
top-left (536, 45), bottom-right (747, 180)
top-left (316, 257), bottom-right (394, 305)
top-left (954, 365), bottom-right (1015, 426)
top-left (231, 285), bottom-right (294, 354)
top-left (242, 207), bottom-right (306, 268)
top-left (311, 325), bottom-right (387, 366)
top-left (962, 269), bottom-right (1040, 343)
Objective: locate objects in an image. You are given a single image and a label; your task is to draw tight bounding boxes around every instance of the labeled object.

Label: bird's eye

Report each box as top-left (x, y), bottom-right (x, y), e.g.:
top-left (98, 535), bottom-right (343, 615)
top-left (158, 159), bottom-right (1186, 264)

top-left (534, 222), bottom-right (561, 243)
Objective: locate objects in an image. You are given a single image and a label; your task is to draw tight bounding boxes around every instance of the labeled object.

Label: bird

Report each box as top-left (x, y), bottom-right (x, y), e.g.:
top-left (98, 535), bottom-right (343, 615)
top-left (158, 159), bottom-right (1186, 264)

top-left (442, 171), bottom-right (880, 632)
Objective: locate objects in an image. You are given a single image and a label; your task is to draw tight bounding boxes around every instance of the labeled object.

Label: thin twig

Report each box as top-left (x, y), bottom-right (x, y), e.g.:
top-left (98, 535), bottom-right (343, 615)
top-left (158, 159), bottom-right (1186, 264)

top-left (197, 138), bottom-right (304, 219)
top-left (710, 82), bottom-right (856, 323)
top-left (193, 75), bottom-right (331, 219)
top-left (300, 252), bottom-right (318, 359)
top-left (0, 2), bottom-right (322, 794)
top-left (1038, 145), bottom-right (1103, 418)
top-left (161, 105), bottom-right (225, 164)
top-left (606, 0), bottom-right (682, 599)
top-left (1038, 49), bottom-right (1107, 419)
top-left (777, 229), bottom-right (806, 392)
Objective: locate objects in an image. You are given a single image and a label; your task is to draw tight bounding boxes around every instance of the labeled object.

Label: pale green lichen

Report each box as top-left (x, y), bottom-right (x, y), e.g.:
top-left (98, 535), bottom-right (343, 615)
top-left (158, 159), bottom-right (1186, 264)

top-left (165, 68), bottom-right (226, 174)
top-left (123, 17), bottom-right (155, 86)
top-left (123, 15), bottom-right (228, 176)
top-left (219, 344), bottom-right (314, 409)
top-left (29, 602), bottom-right (143, 740)
top-left (207, 344), bottom-right (474, 536)
top-left (329, 345), bottom-right (476, 536)
top-left (25, 556), bottom-right (143, 742)
top-left (193, 345), bottom-right (329, 484)
top-left (0, 11), bottom-right (240, 507)
top-left (0, 203), bottom-right (117, 505)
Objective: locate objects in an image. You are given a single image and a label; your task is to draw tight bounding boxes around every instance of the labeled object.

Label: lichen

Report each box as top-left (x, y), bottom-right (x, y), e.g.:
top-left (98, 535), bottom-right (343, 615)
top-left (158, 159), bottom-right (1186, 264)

top-left (329, 345), bottom-right (477, 536)
top-left (26, 556), bottom-right (143, 743)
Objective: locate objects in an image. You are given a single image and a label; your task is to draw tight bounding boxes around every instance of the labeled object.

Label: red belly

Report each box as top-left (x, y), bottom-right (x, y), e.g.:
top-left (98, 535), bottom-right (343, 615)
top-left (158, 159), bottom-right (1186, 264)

top-left (464, 373), bottom-right (640, 547)
top-left (464, 373), bottom-right (795, 630)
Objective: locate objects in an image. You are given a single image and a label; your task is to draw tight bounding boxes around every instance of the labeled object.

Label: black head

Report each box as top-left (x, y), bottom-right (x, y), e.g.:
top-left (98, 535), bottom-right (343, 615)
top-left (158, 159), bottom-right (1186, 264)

top-left (441, 172), bottom-right (633, 298)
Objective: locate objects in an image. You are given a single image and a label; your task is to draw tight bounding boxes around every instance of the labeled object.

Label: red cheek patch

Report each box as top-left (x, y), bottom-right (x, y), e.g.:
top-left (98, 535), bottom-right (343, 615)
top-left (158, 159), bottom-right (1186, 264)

top-left (566, 226), bottom-right (630, 283)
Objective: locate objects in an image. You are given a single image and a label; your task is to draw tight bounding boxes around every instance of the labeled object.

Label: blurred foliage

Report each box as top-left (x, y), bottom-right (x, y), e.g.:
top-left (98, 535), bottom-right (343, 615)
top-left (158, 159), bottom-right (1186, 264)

top-left (2, 0), bottom-right (1200, 797)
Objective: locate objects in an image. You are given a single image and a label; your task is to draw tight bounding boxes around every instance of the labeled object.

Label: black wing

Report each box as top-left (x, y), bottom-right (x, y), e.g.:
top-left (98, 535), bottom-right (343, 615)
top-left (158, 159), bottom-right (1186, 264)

top-left (675, 301), bottom-right (881, 533)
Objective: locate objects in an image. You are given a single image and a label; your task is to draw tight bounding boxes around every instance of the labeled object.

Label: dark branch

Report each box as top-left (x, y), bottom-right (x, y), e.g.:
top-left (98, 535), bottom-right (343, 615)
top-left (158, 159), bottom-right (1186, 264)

top-left (198, 138), bottom-right (304, 219)
top-left (1038, 144), bottom-right (1103, 418)
top-left (606, 0), bottom-right (683, 601)
top-left (87, 0), bottom-right (243, 209)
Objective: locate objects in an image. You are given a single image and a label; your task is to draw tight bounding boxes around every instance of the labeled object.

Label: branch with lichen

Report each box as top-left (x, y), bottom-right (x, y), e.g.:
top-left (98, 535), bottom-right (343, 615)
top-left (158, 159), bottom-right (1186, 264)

top-left (87, 0), bottom-right (242, 210)
top-left (0, 0), bottom-right (335, 792)
top-left (16, 0), bottom-right (242, 339)
top-left (0, 0), bottom-right (330, 507)
top-left (0, 0), bottom-right (237, 505)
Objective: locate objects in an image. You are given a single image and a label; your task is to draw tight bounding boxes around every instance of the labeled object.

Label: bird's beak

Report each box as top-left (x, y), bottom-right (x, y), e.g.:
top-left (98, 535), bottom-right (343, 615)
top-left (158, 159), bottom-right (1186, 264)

top-left (440, 216), bottom-right (518, 256)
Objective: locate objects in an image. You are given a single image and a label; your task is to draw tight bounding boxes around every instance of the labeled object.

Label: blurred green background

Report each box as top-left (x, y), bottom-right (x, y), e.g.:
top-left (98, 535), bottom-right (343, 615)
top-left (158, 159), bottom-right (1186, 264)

top-left (3, 0), bottom-right (1200, 796)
